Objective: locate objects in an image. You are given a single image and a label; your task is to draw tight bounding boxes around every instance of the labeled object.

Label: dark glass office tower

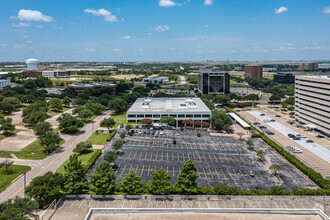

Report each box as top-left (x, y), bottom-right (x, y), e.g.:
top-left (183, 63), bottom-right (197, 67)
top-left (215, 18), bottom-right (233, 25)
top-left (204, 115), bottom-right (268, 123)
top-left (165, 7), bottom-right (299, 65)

top-left (198, 69), bottom-right (230, 95)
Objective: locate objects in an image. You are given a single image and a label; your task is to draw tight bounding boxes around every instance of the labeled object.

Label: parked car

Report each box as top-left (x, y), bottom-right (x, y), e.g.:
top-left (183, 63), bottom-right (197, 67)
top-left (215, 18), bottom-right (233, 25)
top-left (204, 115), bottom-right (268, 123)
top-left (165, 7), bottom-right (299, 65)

top-left (119, 124), bottom-right (124, 128)
top-left (306, 139), bottom-right (314, 143)
top-left (316, 135), bottom-right (324, 138)
top-left (296, 134), bottom-right (306, 139)
top-left (275, 115), bottom-right (281, 117)
top-left (260, 114), bottom-right (265, 116)
top-left (173, 140), bottom-right (177, 144)
top-left (143, 131), bottom-right (146, 134)
top-left (139, 125), bottom-right (142, 129)
top-left (176, 132), bottom-right (180, 136)
top-left (142, 125), bottom-right (146, 129)
top-left (253, 122), bottom-right (260, 125)
top-left (149, 139), bottom-right (153, 143)
top-left (163, 141), bottom-right (167, 145)
top-left (269, 119), bottom-right (275, 122)
top-left (197, 133), bottom-right (201, 137)
top-left (138, 130), bottom-right (142, 134)
top-left (248, 171), bottom-right (255, 177)
top-left (160, 130), bottom-right (164, 135)
top-left (111, 164), bottom-right (118, 171)
top-left (155, 131), bottom-right (159, 137)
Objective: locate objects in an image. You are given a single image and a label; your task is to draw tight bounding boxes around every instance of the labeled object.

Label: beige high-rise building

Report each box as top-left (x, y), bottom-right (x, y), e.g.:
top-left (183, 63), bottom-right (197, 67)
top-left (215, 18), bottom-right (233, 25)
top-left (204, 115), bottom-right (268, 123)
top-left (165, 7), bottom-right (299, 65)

top-left (298, 62), bottom-right (318, 71)
top-left (244, 64), bottom-right (263, 79)
top-left (295, 75), bottom-right (330, 136)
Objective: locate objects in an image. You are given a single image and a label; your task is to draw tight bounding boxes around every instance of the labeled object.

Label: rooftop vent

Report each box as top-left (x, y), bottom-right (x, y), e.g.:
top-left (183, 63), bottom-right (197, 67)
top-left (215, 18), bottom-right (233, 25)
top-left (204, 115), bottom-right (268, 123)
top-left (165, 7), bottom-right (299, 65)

top-left (185, 98), bottom-right (194, 102)
top-left (140, 102), bottom-right (150, 109)
top-left (188, 102), bottom-right (197, 109)
top-left (144, 98), bottom-right (152, 103)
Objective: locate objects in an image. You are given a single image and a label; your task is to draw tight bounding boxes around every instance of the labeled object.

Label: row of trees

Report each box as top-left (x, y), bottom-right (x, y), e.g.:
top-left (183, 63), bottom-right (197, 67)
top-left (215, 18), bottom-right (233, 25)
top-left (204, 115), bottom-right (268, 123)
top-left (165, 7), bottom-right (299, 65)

top-left (32, 122), bottom-right (63, 154)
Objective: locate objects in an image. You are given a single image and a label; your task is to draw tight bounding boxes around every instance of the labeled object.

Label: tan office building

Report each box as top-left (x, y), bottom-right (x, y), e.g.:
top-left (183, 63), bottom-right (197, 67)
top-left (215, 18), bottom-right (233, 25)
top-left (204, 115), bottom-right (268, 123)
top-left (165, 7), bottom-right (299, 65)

top-left (295, 75), bottom-right (330, 136)
top-left (244, 64), bottom-right (263, 79)
top-left (298, 62), bottom-right (318, 71)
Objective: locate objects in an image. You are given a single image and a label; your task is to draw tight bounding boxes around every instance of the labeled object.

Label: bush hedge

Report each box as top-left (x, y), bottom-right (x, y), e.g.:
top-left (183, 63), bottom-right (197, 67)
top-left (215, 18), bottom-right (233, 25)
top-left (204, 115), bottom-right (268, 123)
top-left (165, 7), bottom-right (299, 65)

top-left (224, 106), bottom-right (330, 189)
top-left (83, 149), bottom-right (102, 175)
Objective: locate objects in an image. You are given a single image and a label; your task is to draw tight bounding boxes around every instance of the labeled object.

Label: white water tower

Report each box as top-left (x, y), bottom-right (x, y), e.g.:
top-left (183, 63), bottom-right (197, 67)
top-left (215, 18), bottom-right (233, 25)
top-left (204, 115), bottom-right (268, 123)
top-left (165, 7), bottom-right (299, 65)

top-left (26, 58), bottom-right (39, 70)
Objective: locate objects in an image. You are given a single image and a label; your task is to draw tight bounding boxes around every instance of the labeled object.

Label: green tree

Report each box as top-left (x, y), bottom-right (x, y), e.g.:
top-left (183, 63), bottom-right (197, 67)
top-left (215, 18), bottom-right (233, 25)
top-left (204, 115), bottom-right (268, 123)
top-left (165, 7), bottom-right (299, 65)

top-left (269, 94), bottom-right (281, 102)
top-left (213, 183), bottom-right (238, 195)
top-left (0, 197), bottom-right (39, 220)
top-left (256, 150), bottom-right (266, 161)
top-left (78, 109), bottom-right (93, 122)
top-left (63, 154), bottom-right (87, 194)
top-left (269, 164), bottom-right (283, 176)
top-left (0, 159), bottom-right (14, 174)
top-left (75, 141), bottom-right (92, 154)
top-left (62, 96), bottom-right (71, 107)
top-left (23, 111), bottom-right (48, 127)
top-left (201, 98), bottom-right (214, 110)
top-left (212, 95), bottom-right (231, 106)
top-left (72, 106), bottom-right (85, 115)
top-left (210, 110), bottom-right (233, 131)
top-left (147, 168), bottom-right (173, 195)
top-left (287, 105), bottom-right (294, 111)
top-left (26, 172), bottom-right (64, 208)
top-left (85, 103), bottom-right (106, 115)
top-left (48, 98), bottom-right (63, 111)
top-left (40, 131), bottom-right (63, 154)
top-left (33, 122), bottom-right (53, 138)
top-left (57, 113), bottom-right (84, 134)
top-left (112, 140), bottom-right (123, 150)
top-left (160, 116), bottom-right (176, 126)
top-left (175, 160), bottom-right (199, 195)
top-left (104, 151), bottom-right (117, 163)
top-left (100, 118), bottom-right (116, 131)
top-left (0, 101), bottom-right (14, 114)
top-left (125, 124), bottom-right (133, 130)
top-left (246, 138), bottom-right (254, 150)
top-left (108, 98), bottom-right (128, 113)
top-left (89, 161), bottom-right (117, 195)
top-left (3, 97), bottom-right (20, 109)
top-left (120, 133), bottom-right (126, 139)
top-left (119, 170), bottom-right (144, 195)
top-left (0, 118), bottom-right (15, 135)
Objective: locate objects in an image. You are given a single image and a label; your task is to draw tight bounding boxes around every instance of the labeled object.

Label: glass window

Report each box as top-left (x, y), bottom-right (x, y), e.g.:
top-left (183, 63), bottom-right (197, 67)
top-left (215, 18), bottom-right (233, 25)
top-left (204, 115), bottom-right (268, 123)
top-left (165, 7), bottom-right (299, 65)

top-left (194, 115), bottom-right (202, 118)
top-left (137, 114), bottom-right (144, 117)
top-left (202, 114), bottom-right (210, 117)
top-left (127, 114), bottom-right (136, 117)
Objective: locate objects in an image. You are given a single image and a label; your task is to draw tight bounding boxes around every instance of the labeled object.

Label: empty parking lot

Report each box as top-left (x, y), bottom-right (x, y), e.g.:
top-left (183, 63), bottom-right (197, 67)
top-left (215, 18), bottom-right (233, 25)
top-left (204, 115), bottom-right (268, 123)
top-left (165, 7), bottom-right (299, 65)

top-left (109, 130), bottom-right (317, 189)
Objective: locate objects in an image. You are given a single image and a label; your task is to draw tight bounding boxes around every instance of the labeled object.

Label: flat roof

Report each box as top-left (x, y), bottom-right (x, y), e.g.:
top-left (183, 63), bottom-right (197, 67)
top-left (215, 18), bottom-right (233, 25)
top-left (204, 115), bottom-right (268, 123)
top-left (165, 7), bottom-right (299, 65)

top-left (228, 112), bottom-right (251, 128)
top-left (127, 98), bottom-right (211, 113)
top-left (68, 82), bottom-right (116, 87)
top-left (296, 75), bottom-right (330, 80)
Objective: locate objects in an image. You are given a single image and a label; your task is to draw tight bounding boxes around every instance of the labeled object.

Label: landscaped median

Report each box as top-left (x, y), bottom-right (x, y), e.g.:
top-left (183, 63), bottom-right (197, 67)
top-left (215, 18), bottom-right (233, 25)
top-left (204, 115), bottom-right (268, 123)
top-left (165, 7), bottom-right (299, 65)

top-left (0, 165), bottom-right (31, 193)
top-left (86, 130), bottom-right (117, 145)
top-left (0, 139), bottom-right (65, 160)
top-left (56, 149), bottom-right (102, 175)
top-left (224, 106), bottom-right (330, 190)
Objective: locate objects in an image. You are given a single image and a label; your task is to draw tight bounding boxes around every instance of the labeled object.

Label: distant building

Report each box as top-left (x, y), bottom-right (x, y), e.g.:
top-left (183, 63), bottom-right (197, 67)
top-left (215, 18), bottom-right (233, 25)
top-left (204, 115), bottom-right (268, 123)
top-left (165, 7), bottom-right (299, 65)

top-left (126, 97), bottom-right (212, 127)
top-left (22, 70), bottom-right (43, 77)
top-left (274, 72), bottom-right (295, 84)
top-left (198, 69), bottom-right (230, 95)
top-left (298, 62), bottom-right (318, 71)
top-left (245, 64), bottom-right (263, 79)
top-left (263, 67), bottom-right (277, 72)
top-left (318, 63), bottom-right (330, 69)
top-left (142, 76), bottom-right (169, 84)
top-left (26, 58), bottom-right (39, 70)
top-left (42, 70), bottom-right (69, 78)
top-left (67, 82), bottom-right (116, 95)
top-left (295, 75), bottom-right (330, 136)
top-left (0, 79), bottom-right (11, 90)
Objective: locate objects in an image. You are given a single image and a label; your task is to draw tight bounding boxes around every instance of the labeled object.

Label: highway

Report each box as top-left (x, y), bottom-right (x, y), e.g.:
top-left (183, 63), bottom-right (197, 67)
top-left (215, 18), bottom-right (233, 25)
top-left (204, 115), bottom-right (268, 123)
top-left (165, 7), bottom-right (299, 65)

top-left (0, 110), bottom-right (113, 203)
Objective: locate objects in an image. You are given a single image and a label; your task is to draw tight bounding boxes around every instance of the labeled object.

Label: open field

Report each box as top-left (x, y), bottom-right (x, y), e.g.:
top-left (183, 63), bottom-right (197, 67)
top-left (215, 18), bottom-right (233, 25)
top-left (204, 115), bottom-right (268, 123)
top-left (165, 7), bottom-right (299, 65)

top-left (0, 165), bottom-right (31, 193)
top-left (56, 149), bottom-right (102, 174)
top-left (87, 130), bottom-right (116, 145)
top-left (99, 130), bottom-right (317, 189)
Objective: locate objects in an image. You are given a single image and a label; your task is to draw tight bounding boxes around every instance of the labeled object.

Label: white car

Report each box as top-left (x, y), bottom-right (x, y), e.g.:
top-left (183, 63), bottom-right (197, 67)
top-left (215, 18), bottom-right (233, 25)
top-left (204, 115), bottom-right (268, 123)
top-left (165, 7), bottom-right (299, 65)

top-left (138, 130), bottom-right (142, 134)
top-left (160, 130), bottom-right (164, 135)
top-left (176, 132), bottom-right (180, 136)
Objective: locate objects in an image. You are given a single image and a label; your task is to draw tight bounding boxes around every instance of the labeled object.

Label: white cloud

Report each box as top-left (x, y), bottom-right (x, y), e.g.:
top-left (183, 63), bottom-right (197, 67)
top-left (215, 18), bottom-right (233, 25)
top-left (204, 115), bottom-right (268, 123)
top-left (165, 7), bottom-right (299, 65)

top-left (84, 9), bottom-right (119, 22)
top-left (323, 6), bottom-right (330, 14)
top-left (85, 48), bottom-right (95, 52)
top-left (25, 40), bottom-right (32, 44)
top-left (23, 35), bottom-right (28, 38)
top-left (12, 9), bottom-right (53, 22)
top-left (35, 24), bottom-right (43, 28)
top-left (159, 0), bottom-right (176, 7)
top-left (0, 44), bottom-right (7, 47)
top-left (273, 43), bottom-right (295, 51)
top-left (155, 25), bottom-right (171, 31)
top-left (11, 22), bottom-right (30, 28)
top-left (274, 7), bottom-right (288, 14)
top-left (148, 33), bottom-right (152, 36)
top-left (204, 25), bottom-right (209, 28)
top-left (121, 35), bottom-right (131, 39)
top-left (113, 48), bottom-right (120, 52)
top-left (14, 44), bottom-right (25, 48)
top-left (53, 25), bottom-right (63, 30)
top-left (204, 0), bottom-right (213, 5)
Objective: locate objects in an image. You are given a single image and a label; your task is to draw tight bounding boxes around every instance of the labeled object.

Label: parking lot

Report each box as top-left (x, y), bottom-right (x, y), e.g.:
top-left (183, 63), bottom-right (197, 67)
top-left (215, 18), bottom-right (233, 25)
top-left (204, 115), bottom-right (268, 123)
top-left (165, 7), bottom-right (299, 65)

top-left (110, 129), bottom-right (317, 189)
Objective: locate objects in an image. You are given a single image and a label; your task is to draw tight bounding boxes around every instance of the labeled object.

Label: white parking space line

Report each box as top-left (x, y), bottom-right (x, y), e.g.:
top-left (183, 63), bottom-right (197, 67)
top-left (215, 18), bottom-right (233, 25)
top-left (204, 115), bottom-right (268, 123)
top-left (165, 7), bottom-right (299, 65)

top-left (70, 201), bottom-right (76, 208)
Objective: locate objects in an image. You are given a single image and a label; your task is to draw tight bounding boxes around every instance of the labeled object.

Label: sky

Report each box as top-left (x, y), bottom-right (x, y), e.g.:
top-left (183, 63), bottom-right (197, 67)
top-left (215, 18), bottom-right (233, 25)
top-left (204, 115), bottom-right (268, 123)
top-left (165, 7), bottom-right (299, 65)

top-left (0, 0), bottom-right (329, 62)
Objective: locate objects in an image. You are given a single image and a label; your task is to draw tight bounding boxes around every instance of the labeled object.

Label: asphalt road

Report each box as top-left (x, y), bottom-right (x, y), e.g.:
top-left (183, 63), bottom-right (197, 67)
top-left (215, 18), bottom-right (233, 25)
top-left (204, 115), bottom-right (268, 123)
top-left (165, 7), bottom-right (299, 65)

top-left (0, 110), bottom-right (113, 204)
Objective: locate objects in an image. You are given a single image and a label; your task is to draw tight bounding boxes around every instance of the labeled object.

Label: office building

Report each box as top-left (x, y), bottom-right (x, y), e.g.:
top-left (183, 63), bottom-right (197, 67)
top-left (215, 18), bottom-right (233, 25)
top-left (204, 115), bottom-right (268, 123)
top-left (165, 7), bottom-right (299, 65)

top-left (142, 76), bottom-right (169, 84)
top-left (127, 97), bottom-right (212, 127)
top-left (298, 63), bottom-right (318, 71)
top-left (26, 58), bottom-right (39, 70)
top-left (0, 80), bottom-right (11, 90)
top-left (198, 69), bottom-right (230, 95)
top-left (274, 72), bottom-right (295, 84)
top-left (318, 63), bottom-right (330, 69)
top-left (42, 70), bottom-right (69, 78)
top-left (245, 64), bottom-right (263, 79)
top-left (67, 82), bottom-right (116, 95)
top-left (295, 75), bottom-right (330, 136)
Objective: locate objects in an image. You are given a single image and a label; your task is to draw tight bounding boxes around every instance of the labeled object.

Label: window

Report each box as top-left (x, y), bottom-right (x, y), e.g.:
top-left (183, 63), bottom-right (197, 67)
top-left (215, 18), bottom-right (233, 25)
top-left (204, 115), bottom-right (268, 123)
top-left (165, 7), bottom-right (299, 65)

top-left (154, 115), bottom-right (160, 118)
top-left (186, 114), bottom-right (193, 118)
top-left (170, 114), bottom-right (177, 117)
top-left (137, 114), bottom-right (144, 117)
top-left (127, 114), bottom-right (136, 118)
top-left (145, 114), bottom-right (152, 117)
top-left (178, 114), bottom-right (185, 117)
top-left (194, 115), bottom-right (201, 118)
top-left (202, 114), bottom-right (210, 118)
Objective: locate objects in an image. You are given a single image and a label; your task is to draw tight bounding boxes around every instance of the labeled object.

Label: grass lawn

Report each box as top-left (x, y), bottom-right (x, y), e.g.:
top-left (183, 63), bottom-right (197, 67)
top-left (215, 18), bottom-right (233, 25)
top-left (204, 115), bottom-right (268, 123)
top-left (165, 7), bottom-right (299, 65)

top-left (47, 107), bottom-right (71, 117)
top-left (86, 130), bottom-right (116, 145)
top-left (230, 82), bottom-right (248, 88)
top-left (56, 149), bottom-right (102, 174)
top-left (0, 129), bottom-right (26, 141)
top-left (0, 165), bottom-right (31, 193)
top-left (0, 139), bottom-right (65, 160)
top-left (111, 112), bottom-right (142, 127)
